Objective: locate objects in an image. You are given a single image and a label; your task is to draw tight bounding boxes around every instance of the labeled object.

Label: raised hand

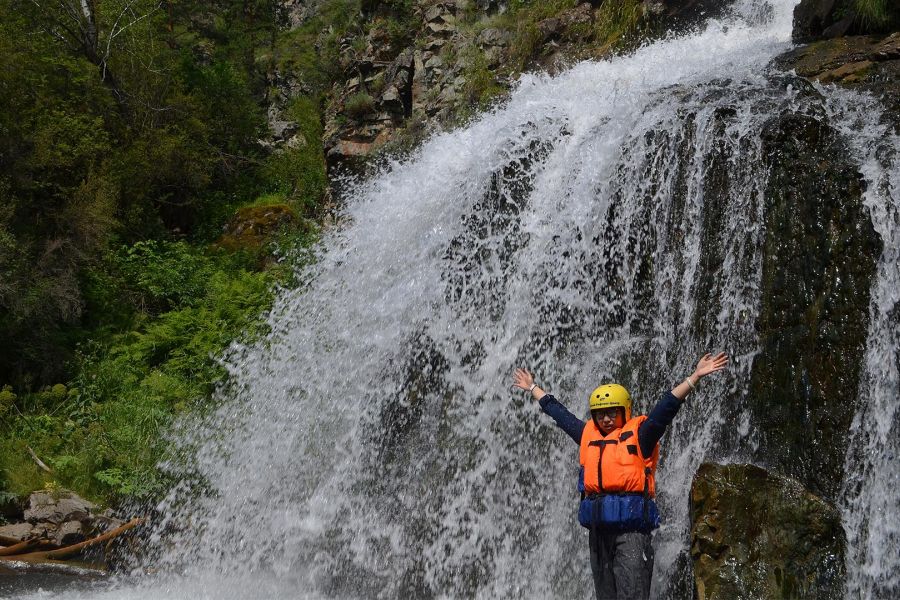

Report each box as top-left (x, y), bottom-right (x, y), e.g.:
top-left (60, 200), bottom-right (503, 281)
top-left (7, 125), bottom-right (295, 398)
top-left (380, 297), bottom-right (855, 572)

top-left (694, 352), bottom-right (729, 379)
top-left (512, 367), bottom-right (535, 391)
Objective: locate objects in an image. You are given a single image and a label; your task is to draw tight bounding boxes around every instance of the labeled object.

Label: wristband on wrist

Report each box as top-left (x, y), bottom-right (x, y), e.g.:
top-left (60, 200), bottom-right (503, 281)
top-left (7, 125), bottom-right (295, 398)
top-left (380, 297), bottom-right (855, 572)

top-left (528, 383), bottom-right (537, 393)
top-left (685, 376), bottom-right (696, 391)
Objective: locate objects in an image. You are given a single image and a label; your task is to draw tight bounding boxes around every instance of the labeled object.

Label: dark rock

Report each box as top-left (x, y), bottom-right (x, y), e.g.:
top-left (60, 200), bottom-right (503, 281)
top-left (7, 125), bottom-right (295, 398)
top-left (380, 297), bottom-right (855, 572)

top-left (50, 520), bottom-right (87, 546)
top-left (747, 110), bottom-right (880, 500)
top-left (821, 14), bottom-right (854, 39)
top-left (793, 0), bottom-right (899, 43)
top-left (0, 493), bottom-right (23, 519)
top-left (537, 17), bottom-right (562, 41)
top-left (643, 0), bottom-right (731, 33)
top-left (24, 490), bottom-right (96, 525)
top-left (793, 0), bottom-right (841, 43)
top-left (92, 512), bottom-right (126, 534)
top-left (691, 463), bottom-right (845, 600)
top-left (424, 4), bottom-right (445, 23)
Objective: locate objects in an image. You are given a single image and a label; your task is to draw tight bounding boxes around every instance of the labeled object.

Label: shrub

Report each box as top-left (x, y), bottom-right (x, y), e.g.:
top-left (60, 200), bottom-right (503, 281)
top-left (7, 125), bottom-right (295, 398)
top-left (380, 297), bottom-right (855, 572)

top-left (345, 92), bottom-right (376, 119)
top-left (114, 240), bottom-right (217, 314)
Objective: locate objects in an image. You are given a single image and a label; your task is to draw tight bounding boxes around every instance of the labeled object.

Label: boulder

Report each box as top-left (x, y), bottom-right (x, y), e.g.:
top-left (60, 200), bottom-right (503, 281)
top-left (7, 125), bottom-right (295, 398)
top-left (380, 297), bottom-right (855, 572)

top-left (215, 204), bottom-right (298, 252)
top-left (691, 463), bottom-right (845, 600)
top-left (747, 104), bottom-right (880, 500)
top-left (24, 490), bottom-right (96, 525)
top-left (50, 520), bottom-right (87, 546)
top-left (476, 27), bottom-right (511, 48)
top-left (0, 522), bottom-right (35, 542)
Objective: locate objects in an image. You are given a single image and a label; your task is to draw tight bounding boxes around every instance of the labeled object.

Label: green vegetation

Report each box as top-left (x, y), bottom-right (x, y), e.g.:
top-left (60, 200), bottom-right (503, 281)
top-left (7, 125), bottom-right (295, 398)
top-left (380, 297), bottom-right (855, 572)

top-left (346, 92), bottom-right (378, 118)
top-left (461, 49), bottom-right (507, 109)
top-left (854, 0), bottom-right (897, 29)
top-left (594, 0), bottom-right (647, 53)
top-left (0, 0), bottom-right (328, 506)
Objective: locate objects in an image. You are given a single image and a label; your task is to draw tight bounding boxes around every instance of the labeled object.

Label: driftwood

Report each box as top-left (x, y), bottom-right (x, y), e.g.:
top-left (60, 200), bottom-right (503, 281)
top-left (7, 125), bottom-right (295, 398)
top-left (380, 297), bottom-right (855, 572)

top-left (0, 539), bottom-right (40, 556)
top-left (26, 446), bottom-right (53, 473)
top-left (0, 517), bottom-right (144, 563)
top-left (0, 534), bottom-right (27, 546)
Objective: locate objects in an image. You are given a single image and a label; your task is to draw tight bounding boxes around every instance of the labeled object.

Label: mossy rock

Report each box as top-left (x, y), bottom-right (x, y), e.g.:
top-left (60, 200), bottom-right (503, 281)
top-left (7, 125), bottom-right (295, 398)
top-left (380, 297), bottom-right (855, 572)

top-left (214, 203), bottom-right (299, 252)
top-left (774, 34), bottom-right (900, 133)
top-left (691, 463), bottom-right (845, 600)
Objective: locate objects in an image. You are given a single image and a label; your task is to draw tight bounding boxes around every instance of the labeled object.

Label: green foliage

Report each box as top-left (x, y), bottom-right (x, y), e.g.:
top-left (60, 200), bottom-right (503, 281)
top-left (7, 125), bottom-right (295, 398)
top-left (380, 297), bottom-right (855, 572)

top-left (854, 0), bottom-right (895, 28)
top-left (0, 0), bottom-right (329, 504)
top-left (345, 92), bottom-right (377, 118)
top-left (0, 260), bottom-right (275, 501)
top-left (0, 386), bottom-right (15, 418)
top-left (114, 240), bottom-right (218, 314)
top-left (462, 50), bottom-right (507, 108)
top-left (485, 0), bottom-right (577, 69)
top-left (261, 97), bottom-right (328, 217)
top-left (594, 0), bottom-right (646, 51)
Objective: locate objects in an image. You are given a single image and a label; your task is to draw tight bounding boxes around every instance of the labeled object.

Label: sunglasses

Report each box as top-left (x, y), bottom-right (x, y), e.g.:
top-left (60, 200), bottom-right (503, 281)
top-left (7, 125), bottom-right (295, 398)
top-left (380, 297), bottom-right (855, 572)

top-left (593, 407), bottom-right (621, 421)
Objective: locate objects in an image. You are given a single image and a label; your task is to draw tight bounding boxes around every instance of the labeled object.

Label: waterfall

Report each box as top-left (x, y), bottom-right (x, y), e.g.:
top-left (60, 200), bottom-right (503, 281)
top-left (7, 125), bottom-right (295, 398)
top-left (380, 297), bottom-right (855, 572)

top-left (826, 90), bottom-right (900, 599)
top-left (15, 0), bottom-right (900, 598)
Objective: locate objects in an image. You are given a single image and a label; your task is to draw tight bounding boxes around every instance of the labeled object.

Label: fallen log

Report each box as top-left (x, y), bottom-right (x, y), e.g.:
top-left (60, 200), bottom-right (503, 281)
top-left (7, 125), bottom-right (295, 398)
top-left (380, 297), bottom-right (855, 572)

top-left (0, 517), bottom-right (144, 562)
top-left (47, 518), bottom-right (143, 560)
top-left (0, 539), bottom-right (40, 556)
top-left (0, 534), bottom-right (26, 546)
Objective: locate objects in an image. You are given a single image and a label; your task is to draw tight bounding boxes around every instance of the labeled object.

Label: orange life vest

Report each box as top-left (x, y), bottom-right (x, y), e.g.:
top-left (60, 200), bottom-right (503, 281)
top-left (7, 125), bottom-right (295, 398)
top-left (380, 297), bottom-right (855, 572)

top-left (578, 415), bottom-right (659, 496)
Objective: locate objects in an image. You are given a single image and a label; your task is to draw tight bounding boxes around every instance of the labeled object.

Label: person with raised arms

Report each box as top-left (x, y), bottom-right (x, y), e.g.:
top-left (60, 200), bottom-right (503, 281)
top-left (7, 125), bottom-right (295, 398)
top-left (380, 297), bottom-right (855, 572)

top-left (512, 352), bottom-right (728, 600)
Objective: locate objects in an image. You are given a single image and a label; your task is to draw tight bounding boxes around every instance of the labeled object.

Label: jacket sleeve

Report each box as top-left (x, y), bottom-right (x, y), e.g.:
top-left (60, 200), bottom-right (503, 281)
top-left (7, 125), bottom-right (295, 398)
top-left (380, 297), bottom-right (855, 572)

top-left (538, 394), bottom-right (586, 445)
top-left (638, 390), bottom-right (684, 457)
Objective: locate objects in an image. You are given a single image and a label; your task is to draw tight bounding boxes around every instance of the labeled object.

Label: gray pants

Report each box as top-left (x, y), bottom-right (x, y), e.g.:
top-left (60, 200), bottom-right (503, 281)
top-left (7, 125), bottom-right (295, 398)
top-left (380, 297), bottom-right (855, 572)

top-left (588, 529), bottom-right (654, 600)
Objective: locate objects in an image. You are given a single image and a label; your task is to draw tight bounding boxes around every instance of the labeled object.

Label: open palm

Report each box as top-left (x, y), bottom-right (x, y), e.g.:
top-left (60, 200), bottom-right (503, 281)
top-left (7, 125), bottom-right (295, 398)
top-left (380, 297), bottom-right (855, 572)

top-left (695, 352), bottom-right (728, 377)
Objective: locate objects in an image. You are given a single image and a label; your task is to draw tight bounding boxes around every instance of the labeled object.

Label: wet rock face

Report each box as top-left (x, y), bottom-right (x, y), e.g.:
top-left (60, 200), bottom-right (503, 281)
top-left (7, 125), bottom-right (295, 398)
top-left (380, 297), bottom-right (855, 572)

top-left (643, 0), bottom-right (732, 32)
top-left (775, 33), bottom-right (900, 132)
top-left (748, 105), bottom-right (880, 500)
top-left (691, 463), bottom-right (846, 600)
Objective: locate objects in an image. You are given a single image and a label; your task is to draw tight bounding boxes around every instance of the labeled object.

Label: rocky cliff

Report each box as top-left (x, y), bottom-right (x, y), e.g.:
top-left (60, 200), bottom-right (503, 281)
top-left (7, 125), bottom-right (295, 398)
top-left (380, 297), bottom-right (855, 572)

top-left (266, 0), bottom-right (739, 175)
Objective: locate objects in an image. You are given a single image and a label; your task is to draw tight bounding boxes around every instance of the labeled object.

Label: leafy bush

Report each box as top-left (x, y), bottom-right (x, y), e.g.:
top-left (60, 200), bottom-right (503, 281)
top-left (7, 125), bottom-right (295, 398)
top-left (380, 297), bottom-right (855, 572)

top-left (462, 50), bottom-right (506, 108)
top-left (114, 240), bottom-right (217, 314)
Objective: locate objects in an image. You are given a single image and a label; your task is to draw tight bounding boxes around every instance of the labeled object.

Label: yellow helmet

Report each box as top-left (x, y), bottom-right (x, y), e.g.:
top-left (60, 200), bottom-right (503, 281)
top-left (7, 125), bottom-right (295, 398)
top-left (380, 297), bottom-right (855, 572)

top-left (589, 384), bottom-right (631, 420)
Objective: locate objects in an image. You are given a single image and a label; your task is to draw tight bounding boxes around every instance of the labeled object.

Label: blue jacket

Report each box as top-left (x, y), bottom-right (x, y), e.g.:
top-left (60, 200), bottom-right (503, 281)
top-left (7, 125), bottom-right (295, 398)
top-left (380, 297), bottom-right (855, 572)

top-left (539, 391), bottom-right (683, 457)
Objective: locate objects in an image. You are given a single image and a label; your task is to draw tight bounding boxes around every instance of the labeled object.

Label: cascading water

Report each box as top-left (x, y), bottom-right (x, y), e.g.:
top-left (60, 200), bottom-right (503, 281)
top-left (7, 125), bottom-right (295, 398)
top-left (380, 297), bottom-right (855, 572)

top-left (16, 0), bottom-right (900, 598)
top-left (826, 90), bottom-right (900, 599)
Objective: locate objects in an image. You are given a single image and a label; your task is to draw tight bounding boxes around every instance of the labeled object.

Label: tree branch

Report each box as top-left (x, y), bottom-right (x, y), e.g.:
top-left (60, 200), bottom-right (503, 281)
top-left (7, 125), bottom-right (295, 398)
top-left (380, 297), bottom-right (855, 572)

top-left (26, 446), bottom-right (52, 474)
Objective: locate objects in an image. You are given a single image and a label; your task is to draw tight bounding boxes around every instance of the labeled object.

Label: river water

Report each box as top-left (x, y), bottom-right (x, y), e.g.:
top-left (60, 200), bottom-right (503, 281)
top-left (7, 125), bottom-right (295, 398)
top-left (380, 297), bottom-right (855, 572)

top-left (12, 0), bottom-right (900, 597)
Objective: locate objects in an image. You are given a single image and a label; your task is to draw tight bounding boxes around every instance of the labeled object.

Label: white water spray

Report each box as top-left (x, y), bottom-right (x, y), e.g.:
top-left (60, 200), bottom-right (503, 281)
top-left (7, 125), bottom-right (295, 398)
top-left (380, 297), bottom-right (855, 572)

top-left (825, 89), bottom-right (900, 599)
